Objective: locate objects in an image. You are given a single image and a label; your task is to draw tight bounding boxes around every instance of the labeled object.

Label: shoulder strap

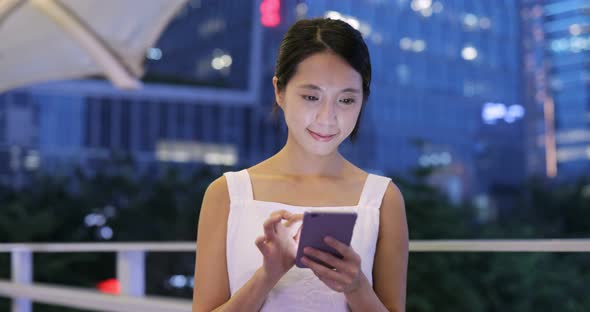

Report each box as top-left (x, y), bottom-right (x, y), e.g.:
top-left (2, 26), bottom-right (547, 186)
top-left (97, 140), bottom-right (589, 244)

top-left (223, 169), bottom-right (254, 203)
top-left (358, 174), bottom-right (392, 210)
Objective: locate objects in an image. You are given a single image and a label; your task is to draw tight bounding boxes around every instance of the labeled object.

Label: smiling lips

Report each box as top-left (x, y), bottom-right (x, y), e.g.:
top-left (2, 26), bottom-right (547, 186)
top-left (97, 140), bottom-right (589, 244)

top-left (307, 129), bottom-right (337, 142)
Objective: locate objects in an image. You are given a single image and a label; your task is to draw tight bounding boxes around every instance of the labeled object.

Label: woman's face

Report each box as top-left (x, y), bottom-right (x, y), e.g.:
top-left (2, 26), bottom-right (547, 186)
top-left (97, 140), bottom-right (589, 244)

top-left (273, 52), bottom-right (363, 156)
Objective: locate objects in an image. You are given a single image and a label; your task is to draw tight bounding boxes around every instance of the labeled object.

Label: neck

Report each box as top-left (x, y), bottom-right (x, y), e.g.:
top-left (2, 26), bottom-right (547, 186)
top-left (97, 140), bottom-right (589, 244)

top-left (271, 134), bottom-right (347, 177)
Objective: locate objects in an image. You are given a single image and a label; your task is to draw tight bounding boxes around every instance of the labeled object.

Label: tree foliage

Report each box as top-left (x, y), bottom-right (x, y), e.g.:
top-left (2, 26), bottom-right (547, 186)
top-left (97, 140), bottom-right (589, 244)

top-left (0, 165), bottom-right (588, 311)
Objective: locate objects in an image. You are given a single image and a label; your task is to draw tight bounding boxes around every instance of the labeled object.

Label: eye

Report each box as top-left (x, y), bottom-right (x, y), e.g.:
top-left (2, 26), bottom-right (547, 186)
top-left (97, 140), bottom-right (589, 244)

top-left (339, 98), bottom-right (356, 105)
top-left (302, 95), bottom-right (319, 101)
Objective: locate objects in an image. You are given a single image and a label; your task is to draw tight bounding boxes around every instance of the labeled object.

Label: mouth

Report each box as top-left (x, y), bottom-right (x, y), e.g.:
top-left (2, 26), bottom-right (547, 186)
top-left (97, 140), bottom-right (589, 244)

top-left (307, 129), bottom-right (338, 142)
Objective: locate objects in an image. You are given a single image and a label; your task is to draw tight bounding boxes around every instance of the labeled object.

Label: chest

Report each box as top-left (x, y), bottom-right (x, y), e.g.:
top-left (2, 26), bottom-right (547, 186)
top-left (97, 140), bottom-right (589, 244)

top-left (251, 177), bottom-right (365, 207)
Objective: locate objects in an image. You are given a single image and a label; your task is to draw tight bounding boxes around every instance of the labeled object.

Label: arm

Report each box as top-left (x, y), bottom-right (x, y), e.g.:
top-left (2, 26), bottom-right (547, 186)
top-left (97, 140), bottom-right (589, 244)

top-left (361, 182), bottom-right (408, 312)
top-left (192, 176), bottom-right (272, 312)
top-left (192, 177), bottom-right (301, 312)
top-left (301, 182), bottom-right (408, 312)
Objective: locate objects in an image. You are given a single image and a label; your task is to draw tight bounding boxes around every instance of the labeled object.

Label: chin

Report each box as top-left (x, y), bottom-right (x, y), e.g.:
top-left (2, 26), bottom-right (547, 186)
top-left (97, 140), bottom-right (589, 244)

top-left (304, 142), bottom-right (341, 157)
top-left (289, 131), bottom-right (343, 156)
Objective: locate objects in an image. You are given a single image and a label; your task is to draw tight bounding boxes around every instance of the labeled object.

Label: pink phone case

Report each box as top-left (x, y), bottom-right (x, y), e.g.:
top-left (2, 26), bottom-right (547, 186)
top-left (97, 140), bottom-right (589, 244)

top-left (295, 211), bottom-right (358, 269)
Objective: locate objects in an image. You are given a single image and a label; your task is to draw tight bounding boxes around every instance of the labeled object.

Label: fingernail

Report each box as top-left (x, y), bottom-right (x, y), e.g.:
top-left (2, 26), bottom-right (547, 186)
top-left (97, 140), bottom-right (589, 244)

top-left (324, 236), bottom-right (333, 243)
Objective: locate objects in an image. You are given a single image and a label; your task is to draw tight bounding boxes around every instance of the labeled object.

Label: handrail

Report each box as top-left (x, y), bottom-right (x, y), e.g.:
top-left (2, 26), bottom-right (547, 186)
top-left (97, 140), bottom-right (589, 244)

top-left (0, 280), bottom-right (191, 312)
top-left (1, 239), bottom-right (590, 253)
top-left (409, 239), bottom-right (590, 252)
top-left (0, 242), bottom-right (195, 253)
top-left (1, 239), bottom-right (589, 312)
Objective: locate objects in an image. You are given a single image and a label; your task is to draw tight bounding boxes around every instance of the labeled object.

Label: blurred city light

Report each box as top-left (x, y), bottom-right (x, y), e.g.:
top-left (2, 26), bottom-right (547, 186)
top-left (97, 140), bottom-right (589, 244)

top-left (156, 141), bottom-right (238, 166)
top-left (99, 226), bottom-right (113, 240)
top-left (84, 213), bottom-right (106, 227)
top-left (463, 14), bottom-right (479, 29)
top-left (167, 274), bottom-right (195, 289)
top-left (169, 275), bottom-right (188, 288)
top-left (432, 1), bottom-right (443, 13)
top-left (419, 7), bottom-right (433, 17)
top-left (211, 54), bottom-right (232, 70)
top-left (482, 102), bottom-right (525, 124)
top-left (400, 37), bottom-right (426, 52)
top-left (400, 37), bottom-right (413, 50)
top-left (24, 150), bottom-right (40, 170)
top-left (324, 11), bottom-right (371, 36)
top-left (412, 39), bottom-right (426, 52)
top-left (295, 2), bottom-right (308, 18)
top-left (411, 0), bottom-right (432, 11)
top-left (461, 46), bottom-right (478, 60)
top-left (479, 17), bottom-right (491, 29)
top-left (556, 129), bottom-right (590, 144)
top-left (260, 0), bottom-right (281, 27)
top-left (569, 24), bottom-right (582, 36)
top-left (97, 279), bottom-right (120, 295)
top-left (419, 152), bottom-right (452, 167)
top-left (146, 47), bottom-right (163, 60)
top-left (551, 36), bottom-right (590, 53)
top-left (557, 146), bottom-right (590, 162)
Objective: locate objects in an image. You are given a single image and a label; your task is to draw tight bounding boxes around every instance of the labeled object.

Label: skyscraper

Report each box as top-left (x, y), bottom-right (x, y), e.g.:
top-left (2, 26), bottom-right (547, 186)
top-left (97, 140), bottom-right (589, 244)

top-left (521, 0), bottom-right (590, 181)
top-left (543, 0), bottom-right (590, 179)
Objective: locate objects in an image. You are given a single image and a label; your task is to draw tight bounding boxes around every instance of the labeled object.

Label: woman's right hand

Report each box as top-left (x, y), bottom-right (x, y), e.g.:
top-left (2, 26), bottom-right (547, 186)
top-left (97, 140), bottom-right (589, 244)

top-left (255, 210), bottom-right (303, 282)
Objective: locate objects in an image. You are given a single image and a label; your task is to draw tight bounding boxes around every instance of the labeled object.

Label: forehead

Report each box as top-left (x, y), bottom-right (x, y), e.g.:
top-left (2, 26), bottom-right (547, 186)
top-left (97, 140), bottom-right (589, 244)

top-left (288, 52), bottom-right (362, 89)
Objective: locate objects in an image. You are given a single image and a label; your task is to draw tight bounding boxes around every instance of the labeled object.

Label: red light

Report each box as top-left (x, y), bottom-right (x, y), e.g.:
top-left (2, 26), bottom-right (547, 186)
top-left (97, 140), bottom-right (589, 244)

top-left (260, 0), bottom-right (281, 27)
top-left (97, 278), bottom-right (120, 295)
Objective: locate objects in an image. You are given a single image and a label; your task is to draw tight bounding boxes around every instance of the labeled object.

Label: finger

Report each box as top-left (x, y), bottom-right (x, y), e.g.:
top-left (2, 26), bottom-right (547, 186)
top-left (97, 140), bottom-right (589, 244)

top-left (304, 247), bottom-right (346, 271)
top-left (301, 256), bottom-right (349, 285)
top-left (263, 215), bottom-right (282, 239)
top-left (270, 210), bottom-right (293, 228)
top-left (255, 236), bottom-right (267, 255)
top-left (271, 209), bottom-right (292, 220)
top-left (283, 213), bottom-right (303, 227)
top-left (324, 236), bottom-right (359, 262)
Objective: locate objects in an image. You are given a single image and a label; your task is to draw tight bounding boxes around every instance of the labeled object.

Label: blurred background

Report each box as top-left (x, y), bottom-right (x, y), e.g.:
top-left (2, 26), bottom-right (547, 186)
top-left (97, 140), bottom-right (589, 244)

top-left (0, 0), bottom-right (589, 311)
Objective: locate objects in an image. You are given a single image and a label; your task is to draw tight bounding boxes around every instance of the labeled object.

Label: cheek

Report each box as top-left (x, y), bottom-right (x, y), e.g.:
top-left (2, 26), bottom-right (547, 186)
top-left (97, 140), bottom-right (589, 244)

top-left (286, 103), bottom-right (315, 125)
top-left (284, 105), bottom-right (311, 129)
top-left (340, 107), bottom-right (361, 129)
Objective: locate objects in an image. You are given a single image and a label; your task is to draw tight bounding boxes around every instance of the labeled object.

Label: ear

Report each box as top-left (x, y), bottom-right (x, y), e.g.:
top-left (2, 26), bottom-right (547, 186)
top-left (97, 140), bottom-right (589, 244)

top-left (272, 76), bottom-right (285, 109)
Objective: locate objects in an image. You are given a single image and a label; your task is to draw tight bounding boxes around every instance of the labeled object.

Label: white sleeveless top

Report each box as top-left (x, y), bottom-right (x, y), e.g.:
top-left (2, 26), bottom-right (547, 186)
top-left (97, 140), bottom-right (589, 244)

top-left (224, 169), bottom-right (391, 311)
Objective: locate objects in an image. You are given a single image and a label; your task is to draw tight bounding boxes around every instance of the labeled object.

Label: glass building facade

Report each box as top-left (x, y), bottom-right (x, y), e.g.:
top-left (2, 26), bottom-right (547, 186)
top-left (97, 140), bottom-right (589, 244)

top-left (543, 0), bottom-right (590, 179)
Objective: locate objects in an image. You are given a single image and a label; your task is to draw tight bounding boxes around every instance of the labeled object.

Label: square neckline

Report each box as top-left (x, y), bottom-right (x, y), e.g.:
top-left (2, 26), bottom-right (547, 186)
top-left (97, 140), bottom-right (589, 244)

top-left (244, 169), bottom-right (373, 210)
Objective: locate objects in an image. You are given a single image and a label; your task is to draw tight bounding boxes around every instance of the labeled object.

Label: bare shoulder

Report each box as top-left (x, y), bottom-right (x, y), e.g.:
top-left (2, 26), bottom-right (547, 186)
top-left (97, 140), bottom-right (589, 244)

top-left (198, 174), bottom-right (231, 224)
top-left (203, 175), bottom-right (230, 204)
top-left (382, 180), bottom-right (405, 210)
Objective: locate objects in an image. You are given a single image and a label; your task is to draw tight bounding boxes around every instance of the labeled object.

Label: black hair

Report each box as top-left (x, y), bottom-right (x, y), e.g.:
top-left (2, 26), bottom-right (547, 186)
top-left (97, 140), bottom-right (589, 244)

top-left (273, 18), bottom-right (372, 141)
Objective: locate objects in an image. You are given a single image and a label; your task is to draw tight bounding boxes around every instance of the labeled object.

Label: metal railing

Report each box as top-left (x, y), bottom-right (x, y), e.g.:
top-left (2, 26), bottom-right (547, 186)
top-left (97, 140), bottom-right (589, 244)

top-left (1, 239), bottom-right (589, 312)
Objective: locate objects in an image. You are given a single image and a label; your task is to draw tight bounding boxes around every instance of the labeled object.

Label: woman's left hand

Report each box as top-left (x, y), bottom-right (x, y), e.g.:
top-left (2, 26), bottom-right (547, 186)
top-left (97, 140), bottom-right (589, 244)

top-left (301, 236), bottom-right (364, 294)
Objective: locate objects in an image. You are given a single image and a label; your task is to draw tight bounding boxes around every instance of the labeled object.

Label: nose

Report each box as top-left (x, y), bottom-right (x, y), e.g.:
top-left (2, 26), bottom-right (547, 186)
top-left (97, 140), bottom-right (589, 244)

top-left (315, 99), bottom-right (337, 125)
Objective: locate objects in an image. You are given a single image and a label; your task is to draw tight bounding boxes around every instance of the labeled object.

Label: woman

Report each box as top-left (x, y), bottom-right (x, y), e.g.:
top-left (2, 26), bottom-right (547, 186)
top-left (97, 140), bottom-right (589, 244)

top-left (193, 18), bottom-right (408, 312)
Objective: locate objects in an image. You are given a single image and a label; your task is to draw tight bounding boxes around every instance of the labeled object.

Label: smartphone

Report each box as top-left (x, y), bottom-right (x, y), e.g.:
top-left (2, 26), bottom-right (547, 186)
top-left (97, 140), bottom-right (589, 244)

top-left (295, 211), bottom-right (358, 269)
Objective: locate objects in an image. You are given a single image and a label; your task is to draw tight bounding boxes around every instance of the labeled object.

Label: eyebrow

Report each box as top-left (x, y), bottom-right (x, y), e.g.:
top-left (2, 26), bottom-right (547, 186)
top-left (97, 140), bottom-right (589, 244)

top-left (296, 84), bottom-right (361, 94)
